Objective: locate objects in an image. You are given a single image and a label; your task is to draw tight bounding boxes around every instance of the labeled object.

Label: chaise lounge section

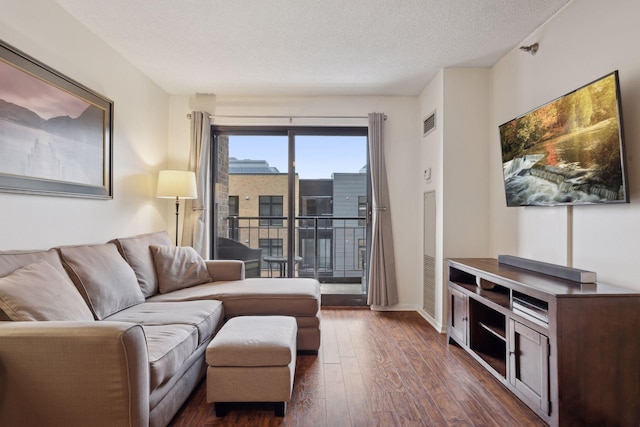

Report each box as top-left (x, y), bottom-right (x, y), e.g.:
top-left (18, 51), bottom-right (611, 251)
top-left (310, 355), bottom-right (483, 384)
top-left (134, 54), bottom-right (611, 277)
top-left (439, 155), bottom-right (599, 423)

top-left (0, 231), bottom-right (320, 427)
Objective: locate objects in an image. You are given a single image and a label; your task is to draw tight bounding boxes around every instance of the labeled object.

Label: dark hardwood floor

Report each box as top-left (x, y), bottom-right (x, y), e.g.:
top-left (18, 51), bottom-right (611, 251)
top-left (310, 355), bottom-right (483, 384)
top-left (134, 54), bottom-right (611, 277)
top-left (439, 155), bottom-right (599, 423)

top-left (169, 308), bottom-right (546, 426)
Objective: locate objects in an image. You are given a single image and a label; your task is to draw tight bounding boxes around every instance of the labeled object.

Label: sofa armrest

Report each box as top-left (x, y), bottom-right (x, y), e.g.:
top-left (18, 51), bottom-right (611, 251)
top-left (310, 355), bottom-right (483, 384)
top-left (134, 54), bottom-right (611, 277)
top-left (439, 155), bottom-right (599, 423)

top-left (0, 321), bottom-right (149, 427)
top-left (205, 259), bottom-right (245, 281)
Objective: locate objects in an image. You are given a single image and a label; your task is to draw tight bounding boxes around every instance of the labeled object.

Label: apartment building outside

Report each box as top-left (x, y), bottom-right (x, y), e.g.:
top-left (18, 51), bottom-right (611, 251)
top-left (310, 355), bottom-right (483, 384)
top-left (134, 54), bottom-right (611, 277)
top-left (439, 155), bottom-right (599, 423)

top-left (226, 157), bottom-right (367, 283)
top-left (227, 158), bottom-right (298, 270)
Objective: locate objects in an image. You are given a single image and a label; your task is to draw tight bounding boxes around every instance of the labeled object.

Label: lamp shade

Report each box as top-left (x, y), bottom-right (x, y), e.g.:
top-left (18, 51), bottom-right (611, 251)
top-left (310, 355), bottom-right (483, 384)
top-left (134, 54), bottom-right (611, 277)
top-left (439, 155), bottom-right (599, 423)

top-left (157, 170), bottom-right (197, 199)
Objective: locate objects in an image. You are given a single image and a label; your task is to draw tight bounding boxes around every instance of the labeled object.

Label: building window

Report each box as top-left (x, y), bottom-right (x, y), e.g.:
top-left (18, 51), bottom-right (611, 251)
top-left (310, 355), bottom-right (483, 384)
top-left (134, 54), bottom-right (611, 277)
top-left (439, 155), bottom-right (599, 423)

top-left (229, 195), bottom-right (239, 216)
top-left (300, 196), bottom-right (332, 227)
top-left (358, 196), bottom-right (367, 226)
top-left (259, 238), bottom-right (283, 257)
top-left (259, 195), bottom-right (283, 226)
top-left (301, 196), bottom-right (332, 216)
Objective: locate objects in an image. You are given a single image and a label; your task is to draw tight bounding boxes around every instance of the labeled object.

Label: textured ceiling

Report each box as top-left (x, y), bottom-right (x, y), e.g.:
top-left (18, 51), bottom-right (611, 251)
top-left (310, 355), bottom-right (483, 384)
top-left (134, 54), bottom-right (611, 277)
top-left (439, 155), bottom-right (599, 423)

top-left (53, 0), bottom-right (570, 96)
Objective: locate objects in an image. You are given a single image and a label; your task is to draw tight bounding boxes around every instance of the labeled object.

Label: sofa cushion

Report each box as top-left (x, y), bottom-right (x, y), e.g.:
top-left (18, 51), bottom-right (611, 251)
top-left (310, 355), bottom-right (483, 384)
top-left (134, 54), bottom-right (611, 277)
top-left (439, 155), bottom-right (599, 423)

top-left (57, 243), bottom-right (145, 320)
top-left (112, 231), bottom-right (172, 297)
top-left (106, 300), bottom-right (223, 345)
top-left (149, 245), bottom-right (212, 294)
top-left (143, 324), bottom-right (198, 390)
top-left (0, 248), bottom-right (72, 320)
top-left (0, 260), bottom-right (94, 321)
top-left (147, 278), bottom-right (320, 318)
top-left (0, 248), bottom-right (68, 278)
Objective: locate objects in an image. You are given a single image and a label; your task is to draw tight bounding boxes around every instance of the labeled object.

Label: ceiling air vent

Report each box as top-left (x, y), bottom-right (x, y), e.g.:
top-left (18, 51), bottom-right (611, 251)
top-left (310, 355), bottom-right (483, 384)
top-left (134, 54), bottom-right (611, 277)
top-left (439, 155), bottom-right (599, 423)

top-left (423, 111), bottom-right (436, 137)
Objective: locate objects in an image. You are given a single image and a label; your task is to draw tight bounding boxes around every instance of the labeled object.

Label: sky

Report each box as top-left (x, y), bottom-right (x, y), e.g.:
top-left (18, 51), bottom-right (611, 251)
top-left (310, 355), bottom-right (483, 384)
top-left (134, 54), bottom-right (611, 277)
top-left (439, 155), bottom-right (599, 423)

top-left (229, 134), bottom-right (368, 179)
top-left (0, 59), bottom-right (89, 119)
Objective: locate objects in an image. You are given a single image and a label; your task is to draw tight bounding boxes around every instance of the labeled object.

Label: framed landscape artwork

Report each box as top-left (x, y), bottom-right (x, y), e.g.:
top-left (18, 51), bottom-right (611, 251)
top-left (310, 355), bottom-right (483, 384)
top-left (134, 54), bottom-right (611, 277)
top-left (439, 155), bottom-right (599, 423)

top-left (0, 40), bottom-right (113, 198)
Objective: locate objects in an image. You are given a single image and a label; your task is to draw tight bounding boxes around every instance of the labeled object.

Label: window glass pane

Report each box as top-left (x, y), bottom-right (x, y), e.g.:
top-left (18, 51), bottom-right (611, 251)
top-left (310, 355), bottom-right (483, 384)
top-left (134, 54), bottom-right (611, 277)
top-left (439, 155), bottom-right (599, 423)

top-left (259, 195), bottom-right (283, 226)
top-left (272, 197), bottom-right (283, 216)
top-left (318, 198), bottom-right (331, 215)
top-left (216, 134), bottom-right (288, 267)
top-left (259, 238), bottom-right (283, 257)
top-left (259, 196), bottom-right (270, 215)
top-left (305, 198), bottom-right (316, 215)
top-left (229, 196), bottom-right (239, 216)
top-left (295, 134), bottom-right (367, 292)
top-left (273, 239), bottom-right (283, 256)
top-left (259, 197), bottom-right (270, 226)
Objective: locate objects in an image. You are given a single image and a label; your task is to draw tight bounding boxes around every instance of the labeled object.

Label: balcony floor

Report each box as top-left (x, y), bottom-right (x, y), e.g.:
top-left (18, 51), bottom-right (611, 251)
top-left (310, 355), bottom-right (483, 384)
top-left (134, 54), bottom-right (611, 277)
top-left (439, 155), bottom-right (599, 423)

top-left (320, 283), bottom-right (364, 294)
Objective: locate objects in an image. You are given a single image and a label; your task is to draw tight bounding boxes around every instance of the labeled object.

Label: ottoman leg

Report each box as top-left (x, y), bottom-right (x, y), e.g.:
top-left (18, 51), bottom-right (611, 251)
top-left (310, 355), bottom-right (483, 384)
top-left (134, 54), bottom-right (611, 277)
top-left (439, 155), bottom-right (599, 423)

top-left (214, 402), bottom-right (228, 417)
top-left (274, 402), bottom-right (286, 417)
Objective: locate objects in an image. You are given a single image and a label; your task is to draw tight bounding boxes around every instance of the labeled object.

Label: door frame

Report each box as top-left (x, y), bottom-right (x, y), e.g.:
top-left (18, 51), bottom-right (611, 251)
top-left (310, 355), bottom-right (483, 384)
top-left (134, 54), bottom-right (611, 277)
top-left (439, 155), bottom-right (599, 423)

top-left (211, 125), bottom-right (370, 306)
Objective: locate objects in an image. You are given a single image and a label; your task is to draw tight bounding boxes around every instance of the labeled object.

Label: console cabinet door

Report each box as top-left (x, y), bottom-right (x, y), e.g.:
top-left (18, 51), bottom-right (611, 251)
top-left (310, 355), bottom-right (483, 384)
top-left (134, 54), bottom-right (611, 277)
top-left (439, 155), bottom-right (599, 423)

top-left (448, 286), bottom-right (468, 345)
top-left (509, 320), bottom-right (550, 415)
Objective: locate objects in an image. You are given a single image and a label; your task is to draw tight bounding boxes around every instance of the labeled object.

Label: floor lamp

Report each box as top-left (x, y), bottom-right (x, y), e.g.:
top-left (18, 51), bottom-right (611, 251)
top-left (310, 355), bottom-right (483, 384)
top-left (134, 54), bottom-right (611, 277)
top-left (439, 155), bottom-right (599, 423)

top-left (157, 170), bottom-right (198, 246)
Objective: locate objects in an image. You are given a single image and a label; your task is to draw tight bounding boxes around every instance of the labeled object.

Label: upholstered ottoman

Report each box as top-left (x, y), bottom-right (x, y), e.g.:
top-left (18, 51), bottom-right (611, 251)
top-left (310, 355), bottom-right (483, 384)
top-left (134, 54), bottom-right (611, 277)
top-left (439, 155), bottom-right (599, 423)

top-left (205, 316), bottom-right (297, 417)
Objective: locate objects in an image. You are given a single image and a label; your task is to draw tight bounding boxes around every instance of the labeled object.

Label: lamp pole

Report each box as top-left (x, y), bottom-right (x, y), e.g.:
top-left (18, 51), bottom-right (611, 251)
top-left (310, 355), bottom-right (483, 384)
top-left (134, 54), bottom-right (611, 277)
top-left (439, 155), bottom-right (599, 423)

top-left (174, 196), bottom-right (180, 246)
top-left (157, 170), bottom-right (197, 247)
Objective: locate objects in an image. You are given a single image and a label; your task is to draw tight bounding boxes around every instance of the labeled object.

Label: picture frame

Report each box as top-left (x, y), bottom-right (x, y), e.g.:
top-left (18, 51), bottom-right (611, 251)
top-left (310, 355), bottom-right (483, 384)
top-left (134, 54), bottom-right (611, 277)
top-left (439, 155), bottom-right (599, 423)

top-left (0, 39), bottom-right (113, 199)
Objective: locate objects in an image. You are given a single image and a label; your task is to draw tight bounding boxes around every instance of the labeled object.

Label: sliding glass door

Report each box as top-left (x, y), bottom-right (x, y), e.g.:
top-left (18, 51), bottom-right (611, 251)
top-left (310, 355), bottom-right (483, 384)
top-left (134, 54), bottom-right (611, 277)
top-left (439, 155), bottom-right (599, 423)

top-left (212, 127), bottom-right (370, 306)
top-left (294, 133), bottom-right (369, 304)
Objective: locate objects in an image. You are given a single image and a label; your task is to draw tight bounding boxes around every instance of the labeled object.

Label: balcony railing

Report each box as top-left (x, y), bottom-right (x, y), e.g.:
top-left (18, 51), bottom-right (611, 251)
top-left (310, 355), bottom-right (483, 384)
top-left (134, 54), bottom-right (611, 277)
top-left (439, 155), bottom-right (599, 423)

top-left (220, 216), bottom-right (367, 284)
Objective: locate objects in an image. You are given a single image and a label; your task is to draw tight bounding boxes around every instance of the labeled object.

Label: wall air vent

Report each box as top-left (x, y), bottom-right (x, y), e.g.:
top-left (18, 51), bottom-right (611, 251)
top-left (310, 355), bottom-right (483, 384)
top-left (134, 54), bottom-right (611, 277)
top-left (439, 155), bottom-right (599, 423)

top-left (423, 111), bottom-right (436, 137)
top-left (423, 191), bottom-right (436, 318)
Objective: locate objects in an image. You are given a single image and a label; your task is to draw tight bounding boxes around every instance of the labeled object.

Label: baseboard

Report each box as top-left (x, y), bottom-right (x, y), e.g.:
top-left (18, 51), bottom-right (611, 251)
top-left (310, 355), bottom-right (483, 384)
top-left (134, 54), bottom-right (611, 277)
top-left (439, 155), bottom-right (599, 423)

top-left (370, 303), bottom-right (416, 312)
top-left (368, 304), bottom-right (445, 333)
top-left (417, 308), bottom-right (445, 333)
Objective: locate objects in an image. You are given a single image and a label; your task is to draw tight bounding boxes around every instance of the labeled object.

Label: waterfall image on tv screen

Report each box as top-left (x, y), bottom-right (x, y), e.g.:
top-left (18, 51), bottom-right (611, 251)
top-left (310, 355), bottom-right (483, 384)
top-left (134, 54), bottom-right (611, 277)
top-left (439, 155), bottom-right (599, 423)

top-left (498, 71), bottom-right (628, 207)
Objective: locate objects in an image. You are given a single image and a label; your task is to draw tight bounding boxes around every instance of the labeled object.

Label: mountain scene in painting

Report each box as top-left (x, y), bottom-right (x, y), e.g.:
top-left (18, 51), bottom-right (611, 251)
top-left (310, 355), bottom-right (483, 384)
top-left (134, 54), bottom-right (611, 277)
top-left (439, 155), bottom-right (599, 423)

top-left (0, 59), bottom-right (104, 186)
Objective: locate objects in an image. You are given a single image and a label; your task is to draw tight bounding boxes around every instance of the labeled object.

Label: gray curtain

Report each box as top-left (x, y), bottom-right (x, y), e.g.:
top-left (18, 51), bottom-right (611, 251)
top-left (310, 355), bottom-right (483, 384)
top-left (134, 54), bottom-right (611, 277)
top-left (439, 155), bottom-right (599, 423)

top-left (181, 111), bottom-right (211, 258)
top-left (367, 112), bottom-right (398, 307)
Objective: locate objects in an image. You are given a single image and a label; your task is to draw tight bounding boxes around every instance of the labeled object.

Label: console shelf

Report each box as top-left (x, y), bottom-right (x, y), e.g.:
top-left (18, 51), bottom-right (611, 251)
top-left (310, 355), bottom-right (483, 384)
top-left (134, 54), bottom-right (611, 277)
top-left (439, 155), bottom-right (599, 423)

top-left (478, 321), bottom-right (505, 341)
top-left (447, 258), bottom-right (640, 427)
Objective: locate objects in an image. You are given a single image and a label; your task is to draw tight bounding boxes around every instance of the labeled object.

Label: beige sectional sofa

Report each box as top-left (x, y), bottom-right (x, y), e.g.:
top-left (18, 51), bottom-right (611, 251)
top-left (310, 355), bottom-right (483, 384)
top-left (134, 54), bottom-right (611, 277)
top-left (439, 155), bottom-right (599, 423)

top-left (0, 231), bottom-right (321, 427)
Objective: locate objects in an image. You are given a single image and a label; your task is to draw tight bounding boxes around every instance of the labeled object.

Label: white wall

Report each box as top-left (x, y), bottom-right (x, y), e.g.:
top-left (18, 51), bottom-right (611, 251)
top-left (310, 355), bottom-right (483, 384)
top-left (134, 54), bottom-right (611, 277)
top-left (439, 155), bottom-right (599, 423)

top-left (443, 68), bottom-right (491, 259)
top-left (418, 68), bottom-right (491, 330)
top-left (490, 0), bottom-right (640, 289)
top-left (168, 94), bottom-right (422, 307)
top-left (418, 71), bottom-right (444, 327)
top-left (0, 0), bottom-right (169, 250)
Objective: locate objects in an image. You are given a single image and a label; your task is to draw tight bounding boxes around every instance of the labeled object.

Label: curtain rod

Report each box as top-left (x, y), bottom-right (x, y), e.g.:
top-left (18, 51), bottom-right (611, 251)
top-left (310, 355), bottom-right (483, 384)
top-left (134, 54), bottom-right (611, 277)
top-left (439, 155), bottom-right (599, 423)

top-left (186, 113), bottom-right (386, 121)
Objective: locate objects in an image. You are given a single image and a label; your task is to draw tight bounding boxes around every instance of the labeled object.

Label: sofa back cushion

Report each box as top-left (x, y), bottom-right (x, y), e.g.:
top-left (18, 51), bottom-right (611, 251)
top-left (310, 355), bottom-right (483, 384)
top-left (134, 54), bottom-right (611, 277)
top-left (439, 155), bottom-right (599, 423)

top-left (111, 231), bottom-right (172, 297)
top-left (57, 243), bottom-right (145, 320)
top-left (0, 248), bottom-right (70, 320)
top-left (0, 248), bottom-right (68, 278)
top-left (149, 245), bottom-right (212, 294)
top-left (0, 260), bottom-right (94, 321)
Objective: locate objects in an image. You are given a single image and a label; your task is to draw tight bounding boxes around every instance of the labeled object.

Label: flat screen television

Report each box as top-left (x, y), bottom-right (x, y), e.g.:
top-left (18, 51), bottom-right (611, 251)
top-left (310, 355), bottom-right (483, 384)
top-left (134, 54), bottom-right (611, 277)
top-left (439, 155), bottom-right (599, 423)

top-left (498, 71), bottom-right (629, 207)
